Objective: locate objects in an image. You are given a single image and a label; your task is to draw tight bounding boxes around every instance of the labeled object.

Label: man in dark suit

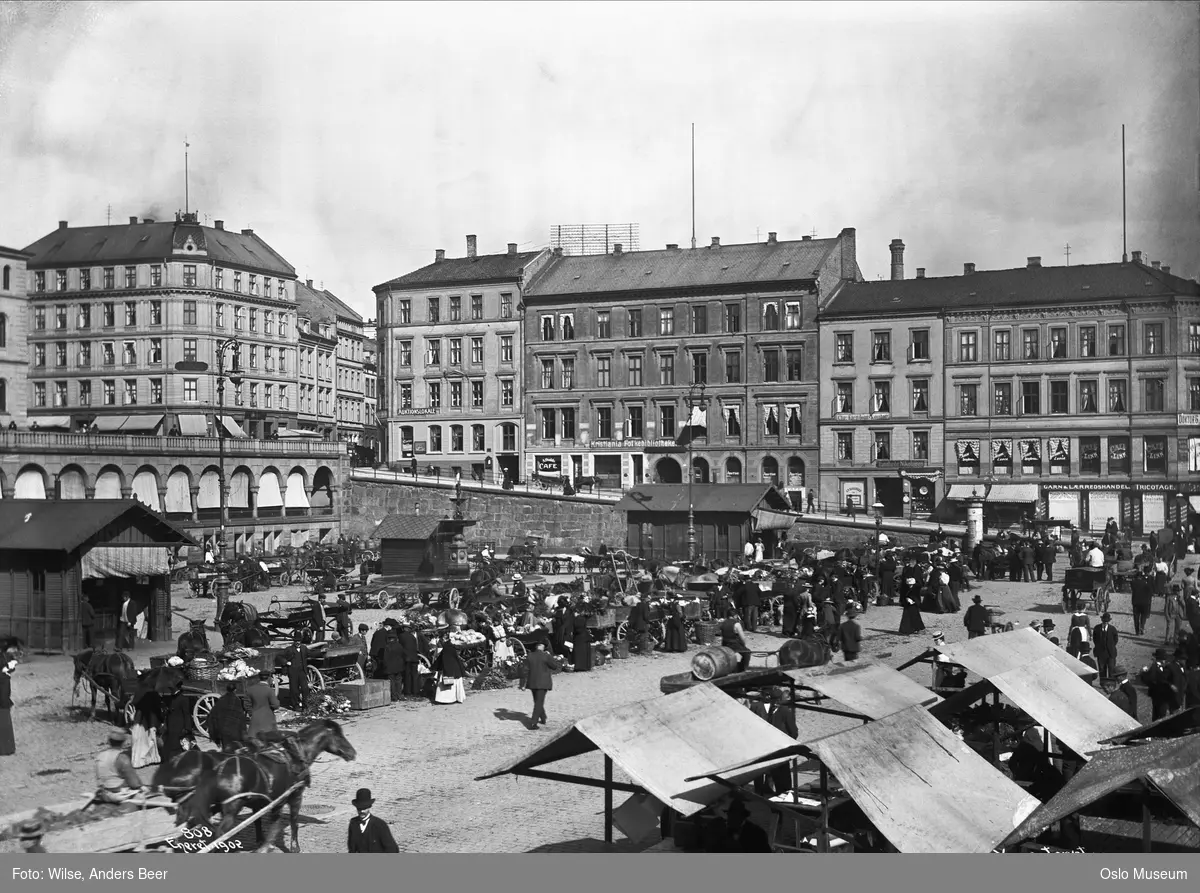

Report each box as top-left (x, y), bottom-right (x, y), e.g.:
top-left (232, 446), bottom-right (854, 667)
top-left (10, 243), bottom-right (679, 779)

top-left (1141, 649), bottom-right (1184, 720)
top-left (1092, 613), bottom-right (1119, 679)
top-left (964, 594), bottom-right (989, 639)
top-left (397, 623), bottom-right (422, 697)
top-left (838, 608), bottom-right (862, 661)
top-left (210, 682), bottom-right (249, 753)
top-left (1018, 541), bottom-right (1036, 583)
top-left (347, 788), bottom-right (398, 853)
top-left (724, 798), bottom-right (772, 852)
top-left (1129, 566), bottom-right (1154, 636)
top-left (522, 642), bottom-right (561, 730)
top-left (1104, 668), bottom-right (1138, 720)
top-left (738, 577), bottom-right (759, 632)
top-left (1036, 539), bottom-right (1057, 582)
top-left (116, 591), bottom-right (136, 652)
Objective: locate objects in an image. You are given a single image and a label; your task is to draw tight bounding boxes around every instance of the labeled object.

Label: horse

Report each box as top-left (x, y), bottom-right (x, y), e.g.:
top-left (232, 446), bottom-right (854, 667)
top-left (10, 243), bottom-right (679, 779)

top-left (187, 720), bottom-right (357, 853)
top-left (72, 648), bottom-right (137, 721)
top-left (152, 748), bottom-right (225, 817)
top-left (573, 475), bottom-right (600, 494)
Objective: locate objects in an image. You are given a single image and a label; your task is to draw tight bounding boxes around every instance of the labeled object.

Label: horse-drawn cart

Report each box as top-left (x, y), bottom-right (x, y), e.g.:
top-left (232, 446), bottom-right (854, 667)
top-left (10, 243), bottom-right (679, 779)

top-left (0, 797), bottom-right (183, 853)
top-left (1061, 566), bottom-right (1112, 614)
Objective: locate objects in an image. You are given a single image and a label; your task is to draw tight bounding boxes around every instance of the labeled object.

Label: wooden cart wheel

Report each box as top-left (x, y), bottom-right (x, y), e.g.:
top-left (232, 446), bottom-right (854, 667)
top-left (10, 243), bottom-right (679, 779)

top-left (230, 580), bottom-right (243, 595)
top-left (278, 571), bottom-right (292, 586)
top-left (192, 693), bottom-right (217, 739)
top-left (346, 661), bottom-right (365, 683)
top-left (505, 638), bottom-right (527, 660)
top-left (446, 588), bottom-right (460, 609)
top-left (123, 700), bottom-right (137, 727)
top-left (615, 621), bottom-right (629, 641)
top-left (463, 649), bottom-right (490, 676)
top-left (374, 589), bottom-right (392, 610)
top-left (306, 665), bottom-right (326, 690)
top-left (651, 620), bottom-right (666, 644)
top-left (417, 654), bottom-right (432, 675)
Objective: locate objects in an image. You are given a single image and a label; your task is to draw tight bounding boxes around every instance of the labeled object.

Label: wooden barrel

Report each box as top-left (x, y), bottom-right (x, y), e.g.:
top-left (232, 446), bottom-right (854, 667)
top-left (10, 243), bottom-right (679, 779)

top-left (691, 645), bottom-right (741, 682)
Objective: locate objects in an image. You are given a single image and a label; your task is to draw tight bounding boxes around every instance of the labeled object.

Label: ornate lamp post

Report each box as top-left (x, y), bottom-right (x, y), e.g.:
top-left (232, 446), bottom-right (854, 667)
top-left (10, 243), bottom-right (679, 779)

top-left (213, 338), bottom-right (242, 621)
top-left (685, 382), bottom-right (708, 564)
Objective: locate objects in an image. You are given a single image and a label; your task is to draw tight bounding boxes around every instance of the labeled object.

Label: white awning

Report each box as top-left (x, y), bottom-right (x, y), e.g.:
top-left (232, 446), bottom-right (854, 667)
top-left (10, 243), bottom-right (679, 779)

top-left (58, 470), bottom-right (87, 500)
top-left (686, 406), bottom-right (708, 428)
top-left (753, 508), bottom-right (796, 531)
top-left (285, 472), bottom-right (310, 508)
top-left (132, 471), bottom-right (160, 511)
top-left (123, 414), bottom-right (164, 433)
top-left (946, 484), bottom-right (984, 500)
top-left (276, 428), bottom-right (324, 439)
top-left (94, 470), bottom-right (122, 500)
top-left (81, 546), bottom-right (171, 580)
top-left (1190, 496), bottom-right (1200, 513)
top-left (28, 416), bottom-right (72, 430)
top-left (178, 414), bottom-right (208, 436)
top-left (220, 415), bottom-right (249, 438)
top-left (229, 470), bottom-right (251, 508)
top-left (93, 416), bottom-right (128, 432)
top-left (14, 470), bottom-right (46, 499)
top-left (986, 483), bottom-right (1040, 503)
top-left (258, 471), bottom-right (284, 508)
top-left (197, 470), bottom-right (221, 509)
top-left (165, 471), bottom-right (192, 514)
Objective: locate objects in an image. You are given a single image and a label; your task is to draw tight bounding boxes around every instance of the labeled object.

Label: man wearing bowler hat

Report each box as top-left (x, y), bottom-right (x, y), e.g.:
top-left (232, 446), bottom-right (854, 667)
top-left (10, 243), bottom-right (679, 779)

top-left (347, 788), bottom-right (398, 853)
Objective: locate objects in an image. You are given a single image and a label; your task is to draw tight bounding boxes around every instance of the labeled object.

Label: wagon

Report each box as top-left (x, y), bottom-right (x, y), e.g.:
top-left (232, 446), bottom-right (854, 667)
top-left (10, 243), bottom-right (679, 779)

top-left (0, 797), bottom-right (182, 853)
top-left (182, 673), bottom-right (257, 741)
top-left (1061, 566), bottom-right (1112, 615)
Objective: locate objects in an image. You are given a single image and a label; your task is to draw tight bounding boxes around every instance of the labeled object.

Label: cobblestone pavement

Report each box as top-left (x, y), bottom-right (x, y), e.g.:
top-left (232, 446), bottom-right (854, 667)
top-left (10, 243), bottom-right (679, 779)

top-left (0, 570), bottom-right (1177, 852)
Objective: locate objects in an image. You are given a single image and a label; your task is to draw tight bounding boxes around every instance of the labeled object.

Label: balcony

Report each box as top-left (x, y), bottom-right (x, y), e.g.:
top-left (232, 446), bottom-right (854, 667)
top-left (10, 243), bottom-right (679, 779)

top-left (0, 429), bottom-right (347, 458)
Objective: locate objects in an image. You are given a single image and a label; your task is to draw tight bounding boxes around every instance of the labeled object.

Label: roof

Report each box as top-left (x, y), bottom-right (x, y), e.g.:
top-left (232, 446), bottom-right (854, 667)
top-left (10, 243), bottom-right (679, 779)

top-left (374, 515), bottom-right (442, 542)
top-left (613, 484), bottom-right (792, 515)
top-left (375, 250), bottom-right (543, 291)
top-left (1100, 706), bottom-right (1200, 746)
top-left (22, 219), bottom-right (295, 277)
top-left (986, 656), bottom-right (1141, 759)
top-left (0, 244), bottom-right (33, 259)
top-left (524, 238), bottom-right (837, 298)
top-left (998, 733), bottom-right (1200, 849)
top-left (822, 260), bottom-right (1200, 317)
top-left (476, 683), bottom-right (800, 817)
top-left (0, 499), bottom-right (196, 552)
top-left (295, 279), bottom-right (337, 325)
top-left (922, 627), bottom-right (1097, 680)
top-left (785, 659), bottom-right (943, 720)
top-left (807, 706), bottom-right (1040, 852)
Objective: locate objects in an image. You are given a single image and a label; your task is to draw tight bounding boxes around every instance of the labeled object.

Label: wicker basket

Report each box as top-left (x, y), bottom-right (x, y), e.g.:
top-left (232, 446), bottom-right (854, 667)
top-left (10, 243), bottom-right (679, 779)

top-left (694, 621), bottom-right (722, 646)
top-left (682, 602), bottom-right (704, 620)
top-left (149, 655), bottom-right (170, 670)
top-left (184, 662), bottom-right (219, 684)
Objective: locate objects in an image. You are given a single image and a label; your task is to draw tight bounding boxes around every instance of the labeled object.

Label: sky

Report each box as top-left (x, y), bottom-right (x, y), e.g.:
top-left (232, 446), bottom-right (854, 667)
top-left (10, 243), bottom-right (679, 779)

top-left (0, 0), bottom-right (1197, 320)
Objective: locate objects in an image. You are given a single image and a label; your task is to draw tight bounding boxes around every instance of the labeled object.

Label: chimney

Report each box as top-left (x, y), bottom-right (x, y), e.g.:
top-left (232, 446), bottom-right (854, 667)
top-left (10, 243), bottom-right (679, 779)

top-left (59, 220), bottom-right (68, 230)
top-left (129, 216), bottom-right (138, 224)
top-left (507, 243), bottom-right (518, 256)
top-left (767, 232), bottom-right (778, 245)
top-left (613, 243), bottom-right (623, 255)
top-left (1027, 256), bottom-right (1042, 268)
top-left (466, 234), bottom-right (477, 258)
top-left (916, 268), bottom-right (926, 279)
top-left (839, 227), bottom-right (857, 281)
top-left (1131, 250), bottom-right (1142, 263)
top-left (1163, 265), bottom-right (1171, 275)
top-left (801, 235), bottom-right (812, 241)
top-left (214, 220), bottom-right (224, 230)
top-left (306, 279), bottom-right (313, 288)
top-left (889, 238), bottom-right (905, 281)
top-left (553, 247), bottom-right (563, 256)
top-left (964, 262), bottom-right (976, 275)
top-left (241, 228), bottom-right (253, 236)
top-left (435, 249), bottom-right (445, 263)
top-left (666, 244), bottom-right (679, 250)
top-left (142, 218), bottom-right (154, 224)
top-left (1151, 260), bottom-right (1161, 270)
top-left (710, 237), bottom-right (720, 247)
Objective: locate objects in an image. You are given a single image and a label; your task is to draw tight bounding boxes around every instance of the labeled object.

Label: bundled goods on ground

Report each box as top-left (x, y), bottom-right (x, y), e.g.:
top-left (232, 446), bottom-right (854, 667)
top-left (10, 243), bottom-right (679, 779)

top-left (448, 629), bottom-right (486, 647)
top-left (281, 691), bottom-right (351, 724)
top-left (1, 803), bottom-right (144, 839)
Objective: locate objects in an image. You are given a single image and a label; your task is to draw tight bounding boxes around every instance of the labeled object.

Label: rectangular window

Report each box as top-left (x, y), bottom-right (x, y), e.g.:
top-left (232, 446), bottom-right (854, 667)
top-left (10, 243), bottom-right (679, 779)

top-left (183, 338), bottom-right (197, 361)
top-left (263, 278), bottom-right (271, 298)
top-left (691, 305), bottom-right (707, 334)
top-left (249, 309), bottom-right (258, 332)
top-left (80, 269), bottom-right (91, 291)
top-left (264, 311), bottom-right (273, 335)
top-left (233, 272), bottom-right (243, 293)
top-left (1108, 325), bottom-right (1126, 356)
top-left (1080, 326), bottom-right (1097, 358)
top-left (124, 266), bottom-right (136, 288)
top-left (400, 383), bottom-right (413, 410)
top-left (500, 293), bottom-right (512, 318)
top-left (1188, 323), bottom-right (1200, 355)
top-left (501, 424), bottom-right (516, 451)
top-left (627, 406), bottom-right (644, 438)
top-left (55, 304), bottom-right (67, 329)
top-left (562, 359), bottom-right (575, 389)
top-left (627, 354), bottom-right (642, 387)
top-left (910, 329), bottom-right (929, 361)
top-left (873, 431), bottom-right (891, 461)
top-left (103, 379), bottom-right (116, 406)
top-left (429, 426), bottom-right (442, 453)
top-left (428, 382), bottom-right (441, 409)
top-left (123, 301), bottom-right (136, 326)
top-left (123, 379), bottom-right (137, 405)
top-left (1080, 379), bottom-right (1098, 413)
top-left (399, 300), bottom-right (412, 324)
top-left (597, 406), bottom-right (613, 440)
top-left (1109, 379), bottom-right (1127, 412)
top-left (103, 268), bottom-right (114, 289)
top-left (835, 333), bottom-right (853, 363)
top-left (34, 343), bottom-right (45, 367)
top-left (872, 381), bottom-right (891, 413)
top-left (1050, 380), bottom-right (1068, 413)
top-left (959, 331), bottom-right (978, 362)
top-left (912, 430), bottom-right (929, 460)
top-left (183, 301), bottom-right (197, 325)
top-left (961, 383), bottom-right (979, 416)
top-left (872, 332), bottom-right (891, 362)
top-left (78, 380), bottom-right (91, 406)
top-left (428, 297), bottom-right (440, 322)
top-left (1144, 377), bottom-right (1165, 412)
top-left (1049, 327), bottom-right (1067, 358)
top-left (426, 340), bottom-right (441, 366)
top-left (592, 356), bottom-right (610, 388)
top-left (183, 265), bottom-right (196, 287)
top-left (541, 359), bottom-right (554, 389)
top-left (34, 307), bottom-right (45, 330)
top-left (1144, 435), bottom-right (1168, 473)
top-left (55, 342), bottom-right (66, 367)
top-left (35, 271), bottom-right (46, 292)
top-left (561, 314), bottom-right (575, 340)
top-left (660, 405), bottom-right (676, 438)
top-left (628, 309), bottom-right (643, 337)
top-left (279, 314), bottom-right (288, 339)
top-left (912, 379), bottom-right (930, 412)
top-left (1020, 329), bottom-right (1038, 360)
top-left (763, 350), bottom-right (780, 382)
top-left (691, 352), bottom-right (707, 384)
top-left (449, 296), bottom-right (461, 321)
top-left (122, 341), bottom-right (136, 365)
top-left (56, 270), bottom-right (67, 291)
top-left (472, 424), bottom-right (485, 451)
top-left (249, 346), bottom-right (258, 369)
top-left (146, 300), bottom-right (160, 326)
top-left (33, 382), bottom-right (46, 407)
top-left (561, 408), bottom-right (576, 440)
top-left (471, 337), bottom-right (483, 365)
top-left (836, 432), bottom-right (853, 461)
top-left (726, 407), bottom-right (741, 437)
top-left (724, 303), bottom-right (740, 333)
top-left (214, 269), bottom-right (224, 290)
top-left (762, 302), bottom-right (780, 330)
top-left (835, 382), bottom-right (853, 413)
top-left (470, 295), bottom-right (483, 320)
top-left (450, 425), bottom-right (464, 452)
top-left (450, 381), bottom-right (463, 409)
top-left (78, 343), bottom-right (91, 366)
top-left (1080, 435), bottom-right (1101, 474)
top-left (101, 342), bottom-right (114, 366)
top-left (1021, 381), bottom-right (1040, 415)
top-left (785, 301), bottom-right (801, 330)
top-left (471, 380), bottom-right (484, 407)
top-left (786, 404), bottom-right (802, 436)
top-left (786, 348), bottom-right (803, 382)
top-left (993, 381), bottom-right (1012, 416)
top-left (54, 381), bottom-right (67, 407)
top-left (994, 329), bottom-right (1011, 361)
top-left (77, 304), bottom-right (91, 328)
top-left (597, 311), bottom-right (611, 338)
top-left (1144, 323), bottom-right (1164, 356)
top-left (1109, 435), bottom-right (1131, 473)
top-left (659, 307), bottom-right (675, 336)
top-left (449, 338), bottom-right (462, 365)
top-left (659, 353), bottom-right (674, 385)
top-left (148, 338), bottom-right (162, 364)
top-left (500, 379), bottom-right (513, 407)
top-left (725, 351), bottom-right (741, 383)
top-left (264, 385), bottom-right (273, 409)
top-left (541, 316), bottom-right (555, 341)
top-left (102, 302), bottom-right (115, 327)
top-left (541, 408), bottom-right (557, 440)
top-left (399, 341), bottom-right (412, 367)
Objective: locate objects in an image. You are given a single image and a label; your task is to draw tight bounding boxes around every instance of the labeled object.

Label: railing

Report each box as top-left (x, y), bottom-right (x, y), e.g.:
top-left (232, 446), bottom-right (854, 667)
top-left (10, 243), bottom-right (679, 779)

top-left (0, 429), bottom-right (348, 458)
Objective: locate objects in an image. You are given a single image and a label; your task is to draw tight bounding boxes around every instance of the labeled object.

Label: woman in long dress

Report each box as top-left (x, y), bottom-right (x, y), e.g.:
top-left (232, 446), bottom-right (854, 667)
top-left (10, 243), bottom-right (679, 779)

top-left (898, 574), bottom-right (926, 635)
top-left (571, 611), bottom-right (594, 671)
top-left (663, 603), bottom-right (688, 653)
top-left (552, 599), bottom-right (574, 660)
top-left (131, 690), bottom-right (162, 769)
top-left (0, 652), bottom-right (17, 757)
top-left (432, 635), bottom-right (467, 704)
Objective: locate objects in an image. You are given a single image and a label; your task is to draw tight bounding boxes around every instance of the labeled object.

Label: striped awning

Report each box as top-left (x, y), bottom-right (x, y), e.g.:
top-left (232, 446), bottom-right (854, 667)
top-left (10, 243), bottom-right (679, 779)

top-left (178, 414), bottom-right (208, 436)
top-left (986, 483), bottom-right (1040, 503)
top-left (220, 416), bottom-right (248, 438)
top-left (81, 546), bottom-right (171, 580)
top-left (123, 414), bottom-right (164, 433)
top-left (93, 416), bottom-right (128, 432)
top-left (946, 484), bottom-right (985, 500)
top-left (753, 509), bottom-right (797, 531)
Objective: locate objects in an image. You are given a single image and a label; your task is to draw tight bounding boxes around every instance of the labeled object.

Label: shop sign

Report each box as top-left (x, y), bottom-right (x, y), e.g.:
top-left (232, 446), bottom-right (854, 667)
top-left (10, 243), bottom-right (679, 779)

top-left (536, 455), bottom-right (562, 474)
top-left (589, 439), bottom-right (677, 450)
top-left (876, 460), bottom-right (927, 469)
top-left (395, 408), bottom-right (439, 416)
top-left (413, 443), bottom-right (427, 454)
top-left (1179, 413), bottom-right (1200, 426)
top-left (835, 412), bottom-right (890, 422)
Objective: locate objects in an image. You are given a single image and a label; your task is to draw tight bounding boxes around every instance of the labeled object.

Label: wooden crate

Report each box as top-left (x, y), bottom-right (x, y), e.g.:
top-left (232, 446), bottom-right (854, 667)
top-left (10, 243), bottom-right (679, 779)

top-left (335, 680), bottom-right (390, 710)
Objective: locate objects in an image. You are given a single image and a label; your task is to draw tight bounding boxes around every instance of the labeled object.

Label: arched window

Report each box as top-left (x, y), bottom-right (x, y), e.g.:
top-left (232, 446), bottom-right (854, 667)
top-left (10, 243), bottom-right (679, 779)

top-left (0, 312), bottom-right (6, 347)
top-left (787, 457), bottom-right (805, 488)
top-left (725, 457), bottom-right (742, 484)
top-left (691, 456), bottom-right (709, 484)
top-left (0, 378), bottom-right (6, 413)
top-left (761, 457), bottom-right (779, 485)
top-left (2, 265), bottom-right (9, 291)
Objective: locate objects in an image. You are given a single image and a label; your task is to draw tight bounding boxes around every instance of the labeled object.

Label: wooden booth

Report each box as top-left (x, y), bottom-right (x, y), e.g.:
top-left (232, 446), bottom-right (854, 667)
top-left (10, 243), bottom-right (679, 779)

top-left (375, 514), bottom-right (477, 580)
top-left (615, 484), bottom-right (796, 565)
top-left (0, 499), bottom-right (196, 652)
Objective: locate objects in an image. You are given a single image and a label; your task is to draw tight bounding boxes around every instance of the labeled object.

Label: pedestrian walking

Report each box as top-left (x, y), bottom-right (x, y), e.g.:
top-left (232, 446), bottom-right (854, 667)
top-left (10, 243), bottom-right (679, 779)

top-left (964, 595), bottom-right (989, 639)
top-left (431, 634), bottom-right (466, 705)
top-left (753, 539), bottom-right (765, 564)
top-left (1164, 586), bottom-right (1186, 645)
top-left (898, 572), bottom-right (925, 635)
top-left (521, 642), bottom-right (562, 730)
top-left (1140, 649), bottom-right (1184, 720)
top-left (80, 594), bottom-right (96, 649)
top-left (347, 788), bottom-right (399, 853)
top-left (720, 608), bottom-right (752, 673)
top-left (627, 595), bottom-right (652, 654)
top-left (838, 608), bottom-right (862, 661)
top-left (246, 669), bottom-right (280, 740)
top-left (663, 602), bottom-right (688, 653)
top-left (1036, 539), bottom-right (1057, 582)
top-left (1019, 541), bottom-right (1036, 583)
top-left (1130, 565), bottom-right (1154, 636)
top-left (310, 593), bottom-right (328, 643)
top-left (571, 610), bottom-right (594, 671)
top-left (0, 649), bottom-right (17, 756)
top-left (806, 491), bottom-right (816, 514)
top-left (738, 576), bottom-right (759, 632)
top-left (334, 592), bottom-right (353, 642)
top-left (382, 633), bottom-right (405, 703)
top-left (397, 623), bottom-right (422, 697)
top-left (1153, 556), bottom-right (1170, 598)
top-left (285, 632), bottom-right (311, 713)
top-left (846, 497), bottom-right (857, 521)
top-left (116, 591), bottom-right (136, 652)
top-left (742, 540), bottom-right (755, 565)
top-left (1105, 668), bottom-right (1138, 720)
top-left (1093, 613), bottom-right (1119, 679)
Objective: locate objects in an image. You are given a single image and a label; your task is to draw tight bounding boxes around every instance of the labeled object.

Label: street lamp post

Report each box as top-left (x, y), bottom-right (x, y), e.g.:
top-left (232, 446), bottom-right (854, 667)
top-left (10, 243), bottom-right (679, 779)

top-left (873, 500), bottom-right (885, 550)
top-left (685, 383), bottom-right (708, 564)
top-left (213, 338), bottom-right (242, 621)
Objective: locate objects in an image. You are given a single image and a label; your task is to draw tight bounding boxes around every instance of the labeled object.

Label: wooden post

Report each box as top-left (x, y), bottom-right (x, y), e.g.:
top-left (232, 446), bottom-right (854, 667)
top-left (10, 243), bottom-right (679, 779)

top-left (819, 763), bottom-right (830, 853)
top-left (604, 755), bottom-right (614, 845)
